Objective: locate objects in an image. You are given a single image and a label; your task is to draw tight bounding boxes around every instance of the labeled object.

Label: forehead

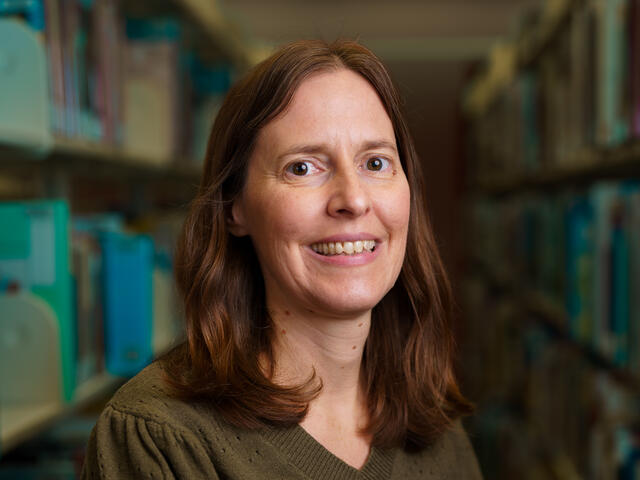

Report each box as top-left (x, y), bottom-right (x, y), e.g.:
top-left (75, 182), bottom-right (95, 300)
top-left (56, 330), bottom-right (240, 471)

top-left (256, 69), bottom-right (396, 151)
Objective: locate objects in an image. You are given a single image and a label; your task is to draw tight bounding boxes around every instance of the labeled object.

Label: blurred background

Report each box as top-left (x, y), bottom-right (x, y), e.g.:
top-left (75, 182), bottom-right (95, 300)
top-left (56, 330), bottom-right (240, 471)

top-left (1, 0), bottom-right (639, 478)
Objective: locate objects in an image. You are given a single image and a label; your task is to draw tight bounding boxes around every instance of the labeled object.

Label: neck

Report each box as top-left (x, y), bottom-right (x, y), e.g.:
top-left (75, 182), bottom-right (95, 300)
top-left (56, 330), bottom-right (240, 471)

top-left (267, 302), bottom-right (374, 463)
top-left (268, 304), bottom-right (371, 401)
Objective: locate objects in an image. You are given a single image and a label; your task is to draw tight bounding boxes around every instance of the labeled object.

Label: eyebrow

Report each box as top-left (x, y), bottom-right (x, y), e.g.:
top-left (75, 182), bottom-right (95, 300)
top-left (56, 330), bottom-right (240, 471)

top-left (277, 140), bottom-right (398, 159)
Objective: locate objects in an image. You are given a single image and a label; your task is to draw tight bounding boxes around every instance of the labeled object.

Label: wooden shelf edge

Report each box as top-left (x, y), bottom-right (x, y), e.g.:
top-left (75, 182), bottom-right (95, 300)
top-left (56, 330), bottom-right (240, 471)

top-left (0, 373), bottom-right (124, 455)
top-left (463, 0), bottom-right (580, 117)
top-left (471, 142), bottom-right (640, 195)
top-left (0, 338), bottom-right (183, 456)
top-left (0, 403), bottom-right (62, 455)
top-left (176, 0), bottom-right (251, 66)
top-left (0, 136), bottom-right (203, 183)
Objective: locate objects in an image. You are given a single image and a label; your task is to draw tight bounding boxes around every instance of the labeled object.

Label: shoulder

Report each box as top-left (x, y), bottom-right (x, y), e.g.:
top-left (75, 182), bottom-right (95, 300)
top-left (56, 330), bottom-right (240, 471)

top-left (83, 358), bottom-right (298, 479)
top-left (101, 356), bottom-right (252, 455)
top-left (105, 358), bottom-right (207, 433)
top-left (82, 360), bottom-right (222, 478)
top-left (392, 419), bottom-right (484, 479)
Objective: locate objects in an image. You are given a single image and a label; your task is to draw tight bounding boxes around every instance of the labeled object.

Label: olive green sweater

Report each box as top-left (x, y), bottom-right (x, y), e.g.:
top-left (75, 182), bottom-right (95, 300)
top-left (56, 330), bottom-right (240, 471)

top-left (81, 361), bottom-right (483, 479)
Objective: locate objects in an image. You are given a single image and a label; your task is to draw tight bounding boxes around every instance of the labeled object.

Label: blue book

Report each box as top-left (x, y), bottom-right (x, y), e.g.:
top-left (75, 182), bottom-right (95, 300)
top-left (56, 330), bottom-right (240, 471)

top-left (101, 231), bottom-right (153, 377)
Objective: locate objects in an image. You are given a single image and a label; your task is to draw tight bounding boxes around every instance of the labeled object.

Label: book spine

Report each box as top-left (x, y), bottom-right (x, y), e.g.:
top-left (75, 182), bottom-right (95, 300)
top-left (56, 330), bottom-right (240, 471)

top-left (609, 198), bottom-right (629, 366)
top-left (43, 0), bottom-right (65, 135)
top-left (630, 0), bottom-right (640, 135)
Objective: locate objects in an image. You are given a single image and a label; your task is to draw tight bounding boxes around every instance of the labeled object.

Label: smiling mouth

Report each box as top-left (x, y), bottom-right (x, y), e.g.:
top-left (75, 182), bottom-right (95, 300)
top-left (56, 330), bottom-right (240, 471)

top-left (310, 240), bottom-right (376, 256)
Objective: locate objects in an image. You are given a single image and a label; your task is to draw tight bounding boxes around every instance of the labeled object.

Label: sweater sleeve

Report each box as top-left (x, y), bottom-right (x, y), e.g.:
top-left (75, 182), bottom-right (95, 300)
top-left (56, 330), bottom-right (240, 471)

top-left (81, 405), bottom-right (220, 480)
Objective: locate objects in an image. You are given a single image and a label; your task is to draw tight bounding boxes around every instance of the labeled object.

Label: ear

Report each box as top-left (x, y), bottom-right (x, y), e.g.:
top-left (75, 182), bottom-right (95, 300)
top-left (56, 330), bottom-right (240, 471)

top-left (227, 197), bottom-right (250, 237)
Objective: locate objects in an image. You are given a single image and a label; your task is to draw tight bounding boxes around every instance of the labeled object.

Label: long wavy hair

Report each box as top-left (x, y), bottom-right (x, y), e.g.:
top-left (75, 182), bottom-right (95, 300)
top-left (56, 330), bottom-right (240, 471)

top-left (163, 39), bottom-right (473, 450)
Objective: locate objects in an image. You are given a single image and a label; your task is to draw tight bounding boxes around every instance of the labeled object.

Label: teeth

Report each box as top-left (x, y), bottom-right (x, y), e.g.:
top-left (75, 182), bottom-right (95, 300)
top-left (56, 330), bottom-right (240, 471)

top-left (311, 240), bottom-right (376, 256)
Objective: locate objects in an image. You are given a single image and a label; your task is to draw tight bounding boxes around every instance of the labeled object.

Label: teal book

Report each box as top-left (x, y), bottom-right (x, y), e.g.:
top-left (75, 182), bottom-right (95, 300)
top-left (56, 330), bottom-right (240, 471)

top-left (609, 196), bottom-right (630, 367)
top-left (0, 200), bottom-right (74, 402)
top-left (565, 195), bottom-right (595, 343)
top-left (0, 0), bottom-right (45, 30)
top-left (627, 188), bottom-right (640, 375)
top-left (590, 183), bottom-right (619, 358)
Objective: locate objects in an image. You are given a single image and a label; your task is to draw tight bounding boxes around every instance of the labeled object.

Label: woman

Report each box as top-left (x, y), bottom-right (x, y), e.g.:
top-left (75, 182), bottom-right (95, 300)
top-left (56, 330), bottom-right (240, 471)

top-left (82, 40), bottom-right (482, 479)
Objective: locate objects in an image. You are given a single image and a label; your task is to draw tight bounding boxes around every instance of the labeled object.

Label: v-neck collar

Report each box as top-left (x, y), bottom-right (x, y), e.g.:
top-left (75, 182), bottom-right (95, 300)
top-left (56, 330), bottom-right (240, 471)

top-left (260, 423), bottom-right (396, 480)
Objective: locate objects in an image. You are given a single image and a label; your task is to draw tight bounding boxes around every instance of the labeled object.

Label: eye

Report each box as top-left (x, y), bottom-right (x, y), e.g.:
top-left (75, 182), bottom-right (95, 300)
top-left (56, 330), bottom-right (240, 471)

top-left (288, 161), bottom-right (310, 176)
top-left (365, 157), bottom-right (388, 171)
top-left (285, 160), bottom-right (321, 177)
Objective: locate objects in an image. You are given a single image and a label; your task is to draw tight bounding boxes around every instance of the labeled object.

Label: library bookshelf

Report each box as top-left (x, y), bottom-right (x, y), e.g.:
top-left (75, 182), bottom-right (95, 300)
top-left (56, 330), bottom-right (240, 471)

top-left (0, 0), bottom-right (259, 458)
top-left (462, 0), bottom-right (640, 477)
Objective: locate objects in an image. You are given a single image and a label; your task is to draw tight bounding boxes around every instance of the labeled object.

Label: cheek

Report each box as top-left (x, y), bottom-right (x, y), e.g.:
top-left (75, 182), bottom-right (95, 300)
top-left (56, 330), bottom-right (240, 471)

top-left (380, 183), bottom-right (411, 235)
top-left (244, 189), bottom-right (316, 244)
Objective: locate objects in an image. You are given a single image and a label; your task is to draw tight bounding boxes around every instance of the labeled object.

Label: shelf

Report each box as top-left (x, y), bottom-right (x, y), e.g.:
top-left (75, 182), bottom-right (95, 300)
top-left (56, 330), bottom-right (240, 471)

top-left (464, 0), bottom-right (579, 117)
top-left (470, 259), bottom-right (640, 392)
top-left (176, 0), bottom-right (254, 67)
top-left (1, 403), bottom-right (62, 456)
top-left (0, 338), bottom-right (181, 456)
top-left (0, 137), bottom-right (202, 184)
top-left (522, 292), bottom-right (640, 392)
top-left (0, 373), bottom-right (124, 455)
top-left (471, 142), bottom-right (640, 195)
top-left (122, 0), bottom-right (263, 68)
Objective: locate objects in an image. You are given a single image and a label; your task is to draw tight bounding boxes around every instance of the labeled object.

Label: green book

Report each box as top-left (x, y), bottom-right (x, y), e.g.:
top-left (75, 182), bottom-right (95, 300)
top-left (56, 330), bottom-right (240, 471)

top-left (0, 200), bottom-right (74, 402)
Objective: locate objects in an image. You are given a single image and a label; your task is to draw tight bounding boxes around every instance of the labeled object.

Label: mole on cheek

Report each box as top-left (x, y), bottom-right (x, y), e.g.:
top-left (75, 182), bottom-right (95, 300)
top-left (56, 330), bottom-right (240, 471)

top-left (358, 323), bottom-right (363, 327)
top-left (352, 345), bottom-right (356, 350)
top-left (285, 310), bottom-right (290, 316)
top-left (281, 329), bottom-right (286, 334)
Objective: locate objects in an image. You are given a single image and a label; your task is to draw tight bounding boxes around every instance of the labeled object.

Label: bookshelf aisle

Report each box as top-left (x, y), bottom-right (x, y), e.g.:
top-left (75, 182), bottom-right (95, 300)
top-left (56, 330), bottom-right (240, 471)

top-left (461, 0), bottom-right (640, 478)
top-left (0, 0), bottom-right (263, 474)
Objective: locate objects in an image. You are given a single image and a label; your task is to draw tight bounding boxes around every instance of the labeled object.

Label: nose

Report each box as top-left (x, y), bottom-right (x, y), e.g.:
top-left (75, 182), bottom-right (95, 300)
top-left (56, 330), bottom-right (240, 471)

top-left (326, 166), bottom-right (371, 218)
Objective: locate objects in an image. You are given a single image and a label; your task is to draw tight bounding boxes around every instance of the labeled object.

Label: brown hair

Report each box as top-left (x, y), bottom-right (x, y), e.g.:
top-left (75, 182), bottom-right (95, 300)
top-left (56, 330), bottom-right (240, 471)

top-left (164, 39), bottom-right (473, 450)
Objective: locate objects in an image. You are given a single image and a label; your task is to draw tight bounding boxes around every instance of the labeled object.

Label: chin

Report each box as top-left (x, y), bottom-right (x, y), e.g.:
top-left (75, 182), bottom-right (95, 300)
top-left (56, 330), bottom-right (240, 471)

top-left (308, 290), bottom-right (386, 317)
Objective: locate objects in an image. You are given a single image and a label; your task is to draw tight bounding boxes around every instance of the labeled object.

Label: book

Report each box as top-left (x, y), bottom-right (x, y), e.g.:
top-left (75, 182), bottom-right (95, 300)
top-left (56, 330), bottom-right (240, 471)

top-left (71, 230), bottom-right (105, 385)
top-left (595, 0), bottom-right (631, 147)
top-left (0, 200), bottom-right (74, 402)
top-left (122, 18), bottom-right (181, 163)
top-left (630, 0), bottom-right (640, 136)
top-left (565, 194), bottom-right (595, 343)
top-left (0, 0), bottom-right (45, 31)
top-left (100, 231), bottom-right (153, 377)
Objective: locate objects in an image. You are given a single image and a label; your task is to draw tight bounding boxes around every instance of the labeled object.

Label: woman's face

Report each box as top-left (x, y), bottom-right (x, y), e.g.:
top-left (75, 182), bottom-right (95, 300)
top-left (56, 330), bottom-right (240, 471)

top-left (231, 68), bottom-right (411, 318)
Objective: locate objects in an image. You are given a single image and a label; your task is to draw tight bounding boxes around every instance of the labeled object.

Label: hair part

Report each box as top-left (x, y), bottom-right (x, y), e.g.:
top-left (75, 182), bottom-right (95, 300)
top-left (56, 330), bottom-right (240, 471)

top-left (164, 39), bottom-right (473, 450)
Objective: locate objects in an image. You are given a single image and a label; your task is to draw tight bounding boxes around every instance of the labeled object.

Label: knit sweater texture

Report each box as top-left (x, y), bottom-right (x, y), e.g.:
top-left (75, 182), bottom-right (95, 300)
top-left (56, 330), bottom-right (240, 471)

top-left (81, 360), bottom-right (483, 479)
